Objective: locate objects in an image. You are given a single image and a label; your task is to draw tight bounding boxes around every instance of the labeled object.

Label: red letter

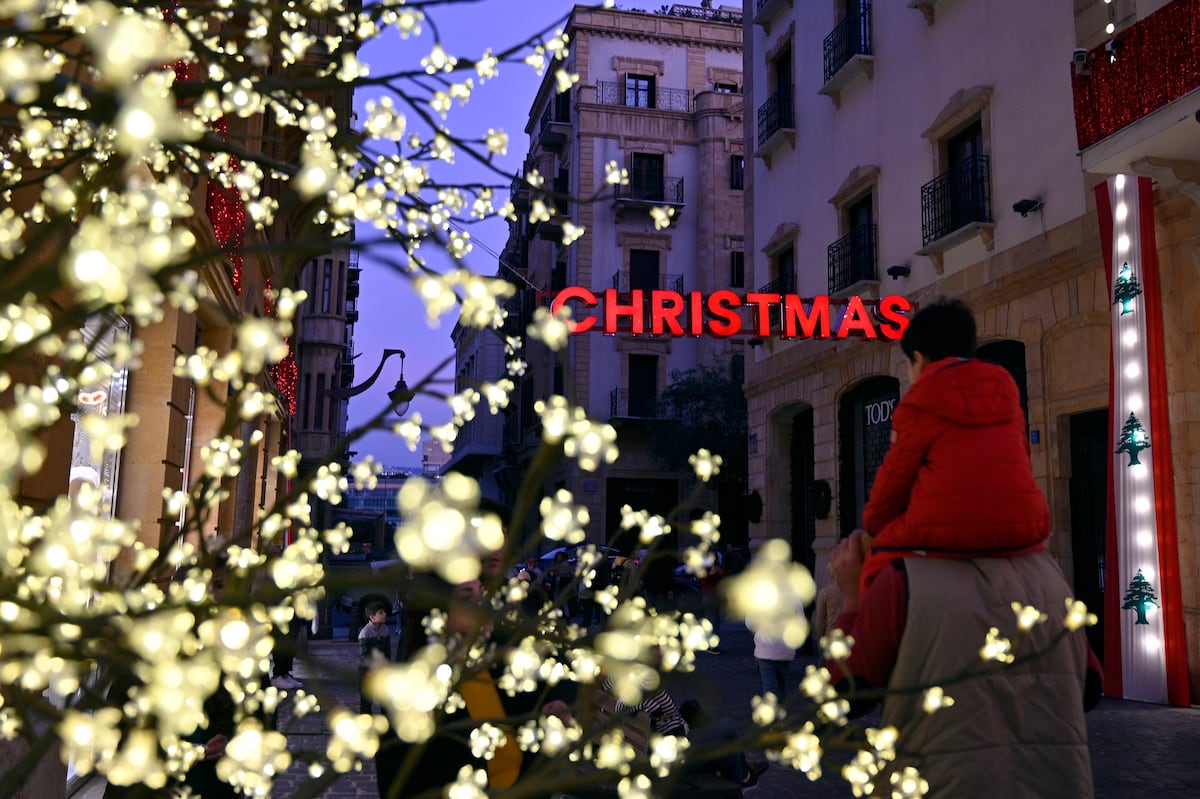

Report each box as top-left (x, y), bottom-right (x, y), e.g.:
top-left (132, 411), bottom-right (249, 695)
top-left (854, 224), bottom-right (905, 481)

top-left (836, 296), bottom-right (878, 339)
top-left (875, 295), bottom-right (912, 340)
top-left (551, 286), bottom-right (597, 333)
top-left (651, 291), bottom-right (686, 336)
top-left (688, 291), bottom-right (704, 336)
top-left (783, 295), bottom-right (831, 339)
top-left (743, 293), bottom-right (776, 337)
top-left (705, 290), bottom-right (742, 337)
top-left (604, 288), bottom-right (644, 335)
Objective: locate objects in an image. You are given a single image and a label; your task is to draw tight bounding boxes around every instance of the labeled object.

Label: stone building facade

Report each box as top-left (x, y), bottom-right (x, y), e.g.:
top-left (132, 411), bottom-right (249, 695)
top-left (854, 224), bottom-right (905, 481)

top-left (742, 0), bottom-right (1196, 702)
top-left (496, 4), bottom-right (747, 548)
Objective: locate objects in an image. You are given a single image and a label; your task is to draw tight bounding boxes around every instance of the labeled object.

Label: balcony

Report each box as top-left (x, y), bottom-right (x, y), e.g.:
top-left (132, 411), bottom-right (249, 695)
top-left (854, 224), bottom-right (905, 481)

top-left (1072, 0), bottom-right (1200, 176)
top-left (613, 176), bottom-right (685, 223)
top-left (757, 272), bottom-right (797, 295)
top-left (612, 272), bottom-right (685, 293)
top-left (754, 85), bottom-right (795, 162)
top-left (596, 81), bottom-right (693, 113)
top-left (664, 3), bottom-right (742, 25)
top-left (917, 154), bottom-right (995, 255)
top-left (753, 0), bottom-right (791, 32)
top-left (534, 209), bottom-right (571, 242)
top-left (820, 2), bottom-right (873, 105)
top-left (537, 104), bottom-right (571, 151)
top-left (610, 388), bottom-right (680, 421)
top-left (345, 297), bottom-right (359, 325)
top-left (827, 224), bottom-right (878, 296)
top-left (510, 173), bottom-right (531, 212)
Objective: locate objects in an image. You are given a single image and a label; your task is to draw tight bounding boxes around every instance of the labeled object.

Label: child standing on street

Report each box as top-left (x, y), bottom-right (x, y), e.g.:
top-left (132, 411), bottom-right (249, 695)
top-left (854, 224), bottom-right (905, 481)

top-left (357, 602), bottom-right (392, 714)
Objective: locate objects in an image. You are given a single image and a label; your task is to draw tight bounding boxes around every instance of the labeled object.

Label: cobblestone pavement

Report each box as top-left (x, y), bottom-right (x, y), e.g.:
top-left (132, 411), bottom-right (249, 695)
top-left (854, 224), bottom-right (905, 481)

top-left (265, 621), bottom-right (1200, 799)
top-left (74, 619), bottom-right (1200, 798)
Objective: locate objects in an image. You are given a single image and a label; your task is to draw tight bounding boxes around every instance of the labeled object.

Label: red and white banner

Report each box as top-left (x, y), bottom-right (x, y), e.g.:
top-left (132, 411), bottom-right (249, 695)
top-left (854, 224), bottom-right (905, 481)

top-left (1095, 174), bottom-right (1190, 706)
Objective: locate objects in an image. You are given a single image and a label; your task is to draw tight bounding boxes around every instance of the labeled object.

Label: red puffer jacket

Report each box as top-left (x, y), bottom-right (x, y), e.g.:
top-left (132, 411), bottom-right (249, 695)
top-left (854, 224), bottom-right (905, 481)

top-left (860, 358), bottom-right (1049, 587)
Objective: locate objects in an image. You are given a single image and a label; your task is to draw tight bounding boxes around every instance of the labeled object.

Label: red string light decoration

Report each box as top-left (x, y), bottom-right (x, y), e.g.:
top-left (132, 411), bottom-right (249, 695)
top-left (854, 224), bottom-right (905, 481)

top-left (264, 278), bottom-right (298, 417)
top-left (1072, 0), bottom-right (1200, 151)
top-left (206, 118), bottom-right (246, 294)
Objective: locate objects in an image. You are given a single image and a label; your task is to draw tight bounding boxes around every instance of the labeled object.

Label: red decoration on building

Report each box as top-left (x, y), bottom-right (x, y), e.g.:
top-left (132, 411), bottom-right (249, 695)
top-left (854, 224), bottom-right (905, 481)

top-left (263, 278), bottom-right (298, 417)
top-left (205, 119), bottom-right (246, 294)
top-left (1072, 0), bottom-right (1200, 151)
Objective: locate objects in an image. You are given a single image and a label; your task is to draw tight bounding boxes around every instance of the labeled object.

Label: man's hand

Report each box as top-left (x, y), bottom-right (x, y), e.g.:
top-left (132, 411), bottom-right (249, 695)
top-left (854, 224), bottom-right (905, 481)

top-left (203, 733), bottom-right (229, 761)
top-left (831, 529), bottom-right (871, 614)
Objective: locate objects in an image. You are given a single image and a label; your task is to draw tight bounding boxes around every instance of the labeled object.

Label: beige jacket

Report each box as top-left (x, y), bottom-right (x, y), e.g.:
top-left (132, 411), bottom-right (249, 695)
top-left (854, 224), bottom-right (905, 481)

top-left (881, 554), bottom-right (1092, 798)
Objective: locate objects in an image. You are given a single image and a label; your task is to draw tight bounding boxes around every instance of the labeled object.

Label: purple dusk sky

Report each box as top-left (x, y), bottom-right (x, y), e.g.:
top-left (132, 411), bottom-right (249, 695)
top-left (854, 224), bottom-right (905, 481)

top-left (349, 1), bottom-right (660, 469)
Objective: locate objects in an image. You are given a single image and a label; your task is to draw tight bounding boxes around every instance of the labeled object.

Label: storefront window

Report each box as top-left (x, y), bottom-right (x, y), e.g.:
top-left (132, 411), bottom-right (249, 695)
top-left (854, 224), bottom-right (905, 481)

top-left (68, 315), bottom-right (131, 516)
top-left (838, 376), bottom-right (899, 536)
top-left (64, 314), bottom-right (131, 788)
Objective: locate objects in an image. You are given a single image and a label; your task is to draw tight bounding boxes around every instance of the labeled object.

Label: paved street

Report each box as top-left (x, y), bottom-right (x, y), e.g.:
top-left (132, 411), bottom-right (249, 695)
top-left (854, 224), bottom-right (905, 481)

top-left (74, 619), bottom-right (1200, 798)
top-left (265, 621), bottom-right (1200, 799)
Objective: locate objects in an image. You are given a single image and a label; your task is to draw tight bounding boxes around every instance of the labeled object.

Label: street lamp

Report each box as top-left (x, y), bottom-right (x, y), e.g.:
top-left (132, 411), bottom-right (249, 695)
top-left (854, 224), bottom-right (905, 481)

top-left (326, 347), bottom-right (413, 417)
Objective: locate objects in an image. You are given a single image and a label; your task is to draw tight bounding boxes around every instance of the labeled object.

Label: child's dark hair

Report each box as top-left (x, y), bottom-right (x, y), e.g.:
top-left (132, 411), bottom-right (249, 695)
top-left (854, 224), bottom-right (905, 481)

top-left (365, 601), bottom-right (387, 617)
top-left (899, 297), bottom-right (977, 363)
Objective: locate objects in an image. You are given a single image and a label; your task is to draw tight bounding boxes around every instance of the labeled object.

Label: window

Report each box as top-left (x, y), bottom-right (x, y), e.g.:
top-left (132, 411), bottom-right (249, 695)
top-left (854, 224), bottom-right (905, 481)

top-left (629, 250), bottom-right (660, 292)
top-left (714, 81), bottom-right (738, 93)
top-left (730, 154), bottom-right (744, 190)
top-left (314, 374), bottom-right (326, 429)
top-left (947, 121), bottom-right (988, 230)
top-left (306, 258), bottom-right (318, 312)
top-left (628, 354), bottom-right (658, 417)
top-left (838, 377), bottom-right (900, 537)
top-left (554, 89), bottom-right (571, 122)
top-left (625, 74), bottom-right (655, 108)
top-left (773, 247), bottom-right (796, 293)
top-left (630, 153), bottom-right (665, 201)
top-left (321, 258), bottom-right (333, 313)
top-left (730, 251), bottom-right (745, 288)
top-left (829, 193), bottom-right (876, 292)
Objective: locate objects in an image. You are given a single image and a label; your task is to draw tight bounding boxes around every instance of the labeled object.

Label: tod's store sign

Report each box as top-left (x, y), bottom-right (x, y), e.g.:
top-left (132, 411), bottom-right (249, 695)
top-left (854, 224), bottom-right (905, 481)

top-left (549, 287), bottom-right (913, 340)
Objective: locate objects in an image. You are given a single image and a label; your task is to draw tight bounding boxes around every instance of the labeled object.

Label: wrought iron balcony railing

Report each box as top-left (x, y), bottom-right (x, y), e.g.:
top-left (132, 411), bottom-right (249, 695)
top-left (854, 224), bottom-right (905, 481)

top-left (920, 154), bottom-right (993, 246)
top-left (611, 272), bottom-right (685, 293)
top-left (824, 1), bottom-right (872, 84)
top-left (757, 271), bottom-right (797, 295)
top-left (614, 176), bottom-right (684, 204)
top-left (610, 388), bottom-right (681, 420)
top-left (665, 3), bottom-right (742, 24)
top-left (597, 81), bottom-right (693, 112)
top-left (827, 224), bottom-right (878, 294)
top-left (757, 85), bottom-right (795, 147)
top-left (538, 105), bottom-right (571, 149)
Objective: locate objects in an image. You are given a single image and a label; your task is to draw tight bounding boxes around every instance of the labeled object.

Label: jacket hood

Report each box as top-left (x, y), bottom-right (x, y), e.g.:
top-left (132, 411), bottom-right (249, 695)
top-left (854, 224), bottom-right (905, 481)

top-left (905, 358), bottom-right (1021, 427)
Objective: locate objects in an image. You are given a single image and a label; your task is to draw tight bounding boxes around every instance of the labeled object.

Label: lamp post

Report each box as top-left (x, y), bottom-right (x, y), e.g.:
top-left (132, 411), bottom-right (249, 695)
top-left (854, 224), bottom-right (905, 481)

top-left (326, 347), bottom-right (414, 417)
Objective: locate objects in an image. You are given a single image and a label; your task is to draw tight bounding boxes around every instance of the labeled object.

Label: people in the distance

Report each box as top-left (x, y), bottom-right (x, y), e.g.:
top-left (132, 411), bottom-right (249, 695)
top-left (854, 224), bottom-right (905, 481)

top-left (374, 573), bottom-right (569, 799)
top-left (357, 601), bottom-right (392, 714)
top-left (810, 562), bottom-right (843, 647)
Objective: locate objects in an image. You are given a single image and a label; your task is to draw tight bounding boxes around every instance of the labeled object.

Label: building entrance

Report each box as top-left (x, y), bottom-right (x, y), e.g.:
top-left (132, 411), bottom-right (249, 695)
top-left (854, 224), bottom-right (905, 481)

top-left (1069, 408), bottom-right (1109, 659)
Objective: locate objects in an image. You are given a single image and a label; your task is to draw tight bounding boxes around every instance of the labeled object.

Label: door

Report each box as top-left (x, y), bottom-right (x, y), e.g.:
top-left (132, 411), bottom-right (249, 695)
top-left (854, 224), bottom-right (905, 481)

top-left (789, 408), bottom-right (816, 573)
top-left (1069, 409), bottom-right (1108, 658)
top-left (948, 121), bottom-right (985, 227)
top-left (631, 153), bottom-right (664, 201)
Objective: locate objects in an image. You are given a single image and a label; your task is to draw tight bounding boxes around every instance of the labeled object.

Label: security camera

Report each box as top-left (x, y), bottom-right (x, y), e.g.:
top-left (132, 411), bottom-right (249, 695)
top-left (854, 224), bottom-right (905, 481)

top-left (1105, 38), bottom-right (1123, 52)
top-left (1072, 48), bottom-right (1090, 76)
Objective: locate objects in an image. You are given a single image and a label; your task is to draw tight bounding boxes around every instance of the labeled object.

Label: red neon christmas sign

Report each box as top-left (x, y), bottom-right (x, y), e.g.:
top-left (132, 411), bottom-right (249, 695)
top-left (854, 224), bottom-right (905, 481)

top-left (549, 287), bottom-right (912, 340)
